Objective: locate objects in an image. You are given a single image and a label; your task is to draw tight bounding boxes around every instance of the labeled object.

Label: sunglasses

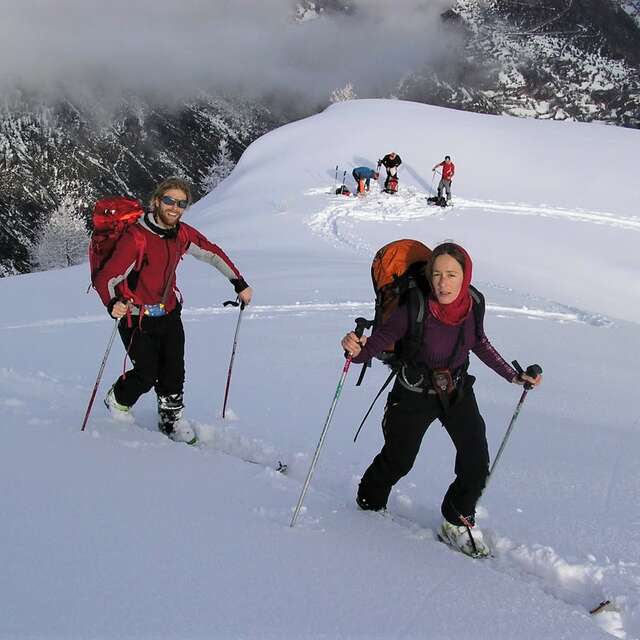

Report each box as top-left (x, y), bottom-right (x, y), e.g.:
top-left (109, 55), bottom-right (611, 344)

top-left (161, 195), bottom-right (189, 209)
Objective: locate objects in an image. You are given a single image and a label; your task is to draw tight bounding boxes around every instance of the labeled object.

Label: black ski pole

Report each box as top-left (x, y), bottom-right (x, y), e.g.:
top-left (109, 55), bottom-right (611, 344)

top-left (290, 317), bottom-right (370, 528)
top-left (333, 164), bottom-right (338, 193)
top-left (80, 320), bottom-right (119, 432)
top-left (221, 298), bottom-right (245, 419)
top-left (485, 361), bottom-right (543, 490)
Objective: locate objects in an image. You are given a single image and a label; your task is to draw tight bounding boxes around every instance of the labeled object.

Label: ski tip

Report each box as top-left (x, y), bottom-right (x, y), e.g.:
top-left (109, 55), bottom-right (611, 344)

top-left (589, 600), bottom-right (619, 615)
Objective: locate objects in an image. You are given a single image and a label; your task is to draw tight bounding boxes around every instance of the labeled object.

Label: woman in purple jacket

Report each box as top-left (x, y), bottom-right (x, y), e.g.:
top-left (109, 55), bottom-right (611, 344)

top-left (341, 242), bottom-right (541, 556)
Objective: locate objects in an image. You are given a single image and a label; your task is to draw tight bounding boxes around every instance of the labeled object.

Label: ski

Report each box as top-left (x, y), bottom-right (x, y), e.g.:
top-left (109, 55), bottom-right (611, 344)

top-left (240, 457), bottom-right (288, 474)
top-left (589, 600), bottom-right (620, 615)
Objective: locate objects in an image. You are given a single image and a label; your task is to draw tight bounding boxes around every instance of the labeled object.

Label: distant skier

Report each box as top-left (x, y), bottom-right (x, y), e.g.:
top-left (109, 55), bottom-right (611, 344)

top-left (341, 242), bottom-right (542, 557)
top-left (93, 177), bottom-right (252, 445)
top-left (378, 152), bottom-right (402, 178)
top-left (432, 155), bottom-right (455, 202)
top-left (352, 166), bottom-right (380, 195)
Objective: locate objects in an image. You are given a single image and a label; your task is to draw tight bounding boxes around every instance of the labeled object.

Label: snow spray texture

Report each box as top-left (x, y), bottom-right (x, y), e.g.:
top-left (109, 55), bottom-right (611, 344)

top-left (88, 197), bottom-right (146, 302)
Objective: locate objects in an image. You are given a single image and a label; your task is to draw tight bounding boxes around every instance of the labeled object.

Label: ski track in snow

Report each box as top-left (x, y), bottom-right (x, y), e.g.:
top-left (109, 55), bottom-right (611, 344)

top-left (1, 360), bottom-right (637, 639)
top-left (380, 508), bottom-right (632, 640)
top-left (307, 186), bottom-right (640, 242)
top-left (0, 299), bottom-right (613, 331)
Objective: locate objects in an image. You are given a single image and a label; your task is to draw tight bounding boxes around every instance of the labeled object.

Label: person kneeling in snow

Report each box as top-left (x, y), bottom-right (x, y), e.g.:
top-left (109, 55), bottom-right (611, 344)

top-left (352, 166), bottom-right (380, 195)
top-left (94, 177), bottom-right (252, 445)
top-left (341, 243), bottom-right (542, 557)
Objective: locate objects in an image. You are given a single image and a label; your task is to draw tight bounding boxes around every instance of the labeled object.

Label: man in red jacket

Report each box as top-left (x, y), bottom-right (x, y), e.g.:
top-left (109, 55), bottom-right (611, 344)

top-left (94, 177), bottom-right (252, 444)
top-left (432, 155), bottom-right (455, 203)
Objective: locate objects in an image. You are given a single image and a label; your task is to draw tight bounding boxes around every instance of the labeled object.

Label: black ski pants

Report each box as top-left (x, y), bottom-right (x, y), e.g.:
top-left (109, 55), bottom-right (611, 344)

top-left (358, 376), bottom-right (490, 525)
top-left (113, 307), bottom-right (185, 407)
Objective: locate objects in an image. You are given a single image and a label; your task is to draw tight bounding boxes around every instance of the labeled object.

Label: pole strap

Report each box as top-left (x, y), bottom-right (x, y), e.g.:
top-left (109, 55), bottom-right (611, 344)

top-left (353, 369), bottom-right (396, 443)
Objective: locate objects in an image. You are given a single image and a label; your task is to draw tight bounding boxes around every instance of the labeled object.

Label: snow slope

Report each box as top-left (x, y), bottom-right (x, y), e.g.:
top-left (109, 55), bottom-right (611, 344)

top-left (1, 100), bottom-right (639, 639)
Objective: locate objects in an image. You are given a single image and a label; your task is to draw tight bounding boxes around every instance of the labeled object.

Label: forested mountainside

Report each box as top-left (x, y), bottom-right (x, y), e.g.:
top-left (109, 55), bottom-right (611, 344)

top-left (0, 94), bottom-right (281, 275)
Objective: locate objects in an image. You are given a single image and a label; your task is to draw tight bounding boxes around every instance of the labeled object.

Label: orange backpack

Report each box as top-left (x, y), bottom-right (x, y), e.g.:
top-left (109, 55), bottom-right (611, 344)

top-left (354, 239), bottom-right (432, 387)
top-left (371, 239), bottom-right (432, 354)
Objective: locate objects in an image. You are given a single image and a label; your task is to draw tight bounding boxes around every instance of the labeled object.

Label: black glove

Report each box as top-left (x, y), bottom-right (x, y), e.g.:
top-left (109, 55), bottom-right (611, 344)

top-left (230, 277), bottom-right (250, 294)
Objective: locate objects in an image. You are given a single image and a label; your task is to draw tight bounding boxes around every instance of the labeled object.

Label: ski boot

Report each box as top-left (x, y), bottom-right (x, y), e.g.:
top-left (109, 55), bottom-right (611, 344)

top-left (157, 393), bottom-right (197, 445)
top-left (104, 386), bottom-right (135, 423)
top-left (438, 518), bottom-right (491, 558)
top-left (356, 493), bottom-right (386, 512)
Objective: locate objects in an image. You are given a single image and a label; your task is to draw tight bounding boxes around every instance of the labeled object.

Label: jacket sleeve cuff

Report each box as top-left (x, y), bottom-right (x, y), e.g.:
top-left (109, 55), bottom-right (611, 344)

top-left (230, 277), bottom-right (250, 294)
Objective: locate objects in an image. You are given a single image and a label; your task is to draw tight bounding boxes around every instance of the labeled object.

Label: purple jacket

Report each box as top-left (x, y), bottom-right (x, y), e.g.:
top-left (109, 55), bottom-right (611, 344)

top-left (353, 304), bottom-right (517, 382)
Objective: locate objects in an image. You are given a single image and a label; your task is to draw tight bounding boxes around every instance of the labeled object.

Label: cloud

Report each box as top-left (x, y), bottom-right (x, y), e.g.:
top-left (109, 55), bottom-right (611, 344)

top-left (0, 0), bottom-right (460, 108)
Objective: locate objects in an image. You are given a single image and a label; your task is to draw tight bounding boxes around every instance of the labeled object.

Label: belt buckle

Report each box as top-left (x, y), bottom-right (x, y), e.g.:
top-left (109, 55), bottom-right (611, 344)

top-left (144, 303), bottom-right (166, 317)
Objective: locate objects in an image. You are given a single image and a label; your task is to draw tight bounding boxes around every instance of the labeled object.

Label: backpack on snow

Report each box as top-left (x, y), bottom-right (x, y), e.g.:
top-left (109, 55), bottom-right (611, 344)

top-left (88, 196), bottom-right (146, 301)
top-left (383, 175), bottom-right (398, 195)
top-left (427, 195), bottom-right (447, 207)
top-left (336, 185), bottom-right (352, 196)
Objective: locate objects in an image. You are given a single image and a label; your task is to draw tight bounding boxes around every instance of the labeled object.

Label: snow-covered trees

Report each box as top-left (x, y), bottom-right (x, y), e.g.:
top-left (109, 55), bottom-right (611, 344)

top-left (329, 83), bottom-right (357, 103)
top-left (31, 198), bottom-right (89, 271)
top-left (201, 138), bottom-right (236, 192)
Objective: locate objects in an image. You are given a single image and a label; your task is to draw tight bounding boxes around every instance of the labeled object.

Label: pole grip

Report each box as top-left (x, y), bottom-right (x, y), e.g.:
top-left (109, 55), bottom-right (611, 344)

top-left (512, 360), bottom-right (543, 390)
top-left (344, 317), bottom-right (372, 359)
top-left (223, 298), bottom-right (246, 310)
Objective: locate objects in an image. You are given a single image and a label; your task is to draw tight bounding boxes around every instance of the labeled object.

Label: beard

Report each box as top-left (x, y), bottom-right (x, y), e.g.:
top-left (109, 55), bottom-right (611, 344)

top-left (155, 206), bottom-right (183, 228)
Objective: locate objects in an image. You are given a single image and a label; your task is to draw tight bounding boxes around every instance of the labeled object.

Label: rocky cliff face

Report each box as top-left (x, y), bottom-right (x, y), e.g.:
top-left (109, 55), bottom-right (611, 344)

top-left (397, 0), bottom-right (640, 126)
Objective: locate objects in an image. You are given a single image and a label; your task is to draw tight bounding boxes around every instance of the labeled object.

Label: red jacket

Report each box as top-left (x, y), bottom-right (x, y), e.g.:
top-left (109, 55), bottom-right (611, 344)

top-left (94, 214), bottom-right (244, 314)
top-left (437, 161), bottom-right (455, 180)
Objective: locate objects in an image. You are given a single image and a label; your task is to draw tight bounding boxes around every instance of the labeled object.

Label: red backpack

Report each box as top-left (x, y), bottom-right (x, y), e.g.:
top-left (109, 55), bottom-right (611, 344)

top-left (88, 197), bottom-right (146, 300)
top-left (383, 175), bottom-right (399, 194)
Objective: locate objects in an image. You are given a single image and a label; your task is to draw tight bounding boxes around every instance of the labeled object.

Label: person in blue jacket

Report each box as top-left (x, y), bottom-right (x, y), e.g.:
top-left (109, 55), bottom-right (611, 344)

top-left (352, 166), bottom-right (380, 194)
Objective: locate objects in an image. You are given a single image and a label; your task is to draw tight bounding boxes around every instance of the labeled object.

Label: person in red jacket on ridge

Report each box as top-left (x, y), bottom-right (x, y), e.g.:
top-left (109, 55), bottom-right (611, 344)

top-left (93, 177), bottom-right (253, 445)
top-left (432, 155), bottom-right (455, 202)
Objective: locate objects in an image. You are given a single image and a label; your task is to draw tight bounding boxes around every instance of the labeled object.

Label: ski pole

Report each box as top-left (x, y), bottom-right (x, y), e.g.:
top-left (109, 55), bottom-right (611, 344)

top-left (430, 170), bottom-right (438, 194)
top-left (221, 298), bottom-right (246, 419)
top-left (485, 361), bottom-right (543, 490)
top-left (290, 317), bottom-right (370, 528)
top-left (333, 164), bottom-right (338, 193)
top-left (80, 320), bottom-right (119, 432)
